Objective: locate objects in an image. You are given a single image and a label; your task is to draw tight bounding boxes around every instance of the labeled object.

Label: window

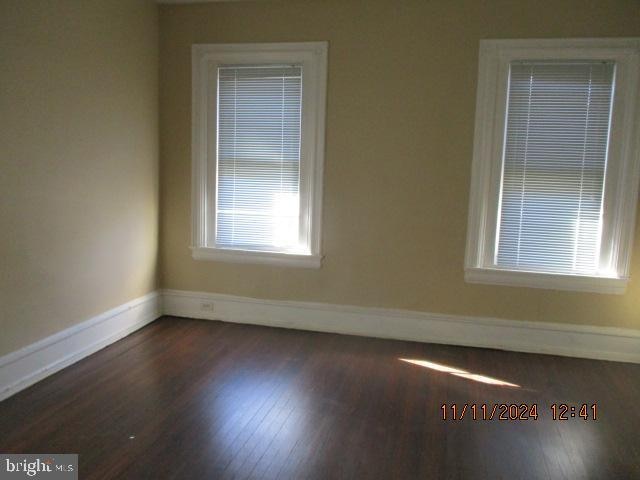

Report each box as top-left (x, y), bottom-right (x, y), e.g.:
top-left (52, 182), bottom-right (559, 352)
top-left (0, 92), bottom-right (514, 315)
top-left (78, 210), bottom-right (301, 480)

top-left (465, 38), bottom-right (640, 294)
top-left (191, 42), bottom-right (327, 268)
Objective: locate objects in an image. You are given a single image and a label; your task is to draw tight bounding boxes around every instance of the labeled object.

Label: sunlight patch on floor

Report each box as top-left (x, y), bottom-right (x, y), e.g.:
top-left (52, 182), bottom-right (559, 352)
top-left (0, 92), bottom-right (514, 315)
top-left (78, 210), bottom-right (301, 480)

top-left (399, 358), bottom-right (520, 387)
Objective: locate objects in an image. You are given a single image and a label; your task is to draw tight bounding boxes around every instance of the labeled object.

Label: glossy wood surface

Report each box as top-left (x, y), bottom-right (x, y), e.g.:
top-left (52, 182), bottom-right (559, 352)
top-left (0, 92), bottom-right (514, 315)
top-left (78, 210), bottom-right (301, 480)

top-left (1, 316), bottom-right (639, 479)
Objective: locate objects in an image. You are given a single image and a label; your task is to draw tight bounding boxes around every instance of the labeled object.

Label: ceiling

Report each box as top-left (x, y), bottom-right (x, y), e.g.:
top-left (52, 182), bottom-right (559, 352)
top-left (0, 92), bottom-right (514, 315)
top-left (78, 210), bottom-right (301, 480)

top-left (157, 1), bottom-right (255, 3)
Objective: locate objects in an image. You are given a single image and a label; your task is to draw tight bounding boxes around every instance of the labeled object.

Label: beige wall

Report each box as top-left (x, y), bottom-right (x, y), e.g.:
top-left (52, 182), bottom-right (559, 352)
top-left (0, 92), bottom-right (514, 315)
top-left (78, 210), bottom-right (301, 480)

top-left (159, 0), bottom-right (640, 330)
top-left (2, 1), bottom-right (637, 358)
top-left (0, 0), bottom-right (159, 356)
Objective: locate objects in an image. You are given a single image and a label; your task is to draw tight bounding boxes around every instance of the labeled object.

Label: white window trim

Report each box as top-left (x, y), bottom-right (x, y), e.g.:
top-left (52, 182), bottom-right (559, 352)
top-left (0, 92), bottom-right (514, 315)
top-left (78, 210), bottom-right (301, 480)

top-left (465, 38), bottom-right (640, 294)
top-left (191, 42), bottom-right (328, 268)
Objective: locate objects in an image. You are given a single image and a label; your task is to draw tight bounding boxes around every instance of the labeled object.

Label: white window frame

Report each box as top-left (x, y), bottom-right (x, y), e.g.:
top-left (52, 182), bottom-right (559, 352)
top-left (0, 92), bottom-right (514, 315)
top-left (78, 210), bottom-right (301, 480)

top-left (465, 38), bottom-right (640, 294)
top-left (191, 42), bottom-right (327, 268)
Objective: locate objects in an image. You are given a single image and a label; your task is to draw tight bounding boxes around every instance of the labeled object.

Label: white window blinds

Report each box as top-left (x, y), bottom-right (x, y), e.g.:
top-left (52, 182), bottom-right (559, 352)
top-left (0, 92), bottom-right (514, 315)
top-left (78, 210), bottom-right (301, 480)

top-left (216, 65), bottom-right (302, 251)
top-left (496, 61), bottom-right (615, 275)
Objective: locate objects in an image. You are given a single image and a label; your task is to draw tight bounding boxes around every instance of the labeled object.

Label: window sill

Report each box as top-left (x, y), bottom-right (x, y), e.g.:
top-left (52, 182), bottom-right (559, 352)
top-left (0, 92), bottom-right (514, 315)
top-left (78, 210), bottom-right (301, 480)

top-left (464, 267), bottom-right (628, 294)
top-left (191, 246), bottom-right (322, 268)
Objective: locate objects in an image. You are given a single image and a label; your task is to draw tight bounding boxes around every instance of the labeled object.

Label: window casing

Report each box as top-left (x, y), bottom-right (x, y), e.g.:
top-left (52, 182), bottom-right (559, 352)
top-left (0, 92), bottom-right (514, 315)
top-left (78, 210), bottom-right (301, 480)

top-left (465, 38), bottom-right (640, 294)
top-left (191, 43), bottom-right (327, 268)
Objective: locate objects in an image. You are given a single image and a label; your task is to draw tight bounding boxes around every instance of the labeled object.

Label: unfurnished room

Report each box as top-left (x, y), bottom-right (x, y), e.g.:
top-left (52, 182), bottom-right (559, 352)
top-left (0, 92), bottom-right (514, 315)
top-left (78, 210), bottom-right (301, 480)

top-left (1, 0), bottom-right (640, 478)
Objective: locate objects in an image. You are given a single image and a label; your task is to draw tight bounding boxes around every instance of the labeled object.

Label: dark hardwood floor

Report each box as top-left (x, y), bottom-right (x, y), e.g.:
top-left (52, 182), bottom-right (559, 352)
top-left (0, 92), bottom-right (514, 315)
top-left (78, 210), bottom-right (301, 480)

top-left (1, 316), bottom-right (639, 479)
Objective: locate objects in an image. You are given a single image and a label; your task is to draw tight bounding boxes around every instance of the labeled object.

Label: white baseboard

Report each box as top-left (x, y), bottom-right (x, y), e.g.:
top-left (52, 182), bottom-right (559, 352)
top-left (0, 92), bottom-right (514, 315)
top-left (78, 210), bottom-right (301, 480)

top-left (2, 287), bottom-right (638, 402)
top-left (0, 291), bottom-right (162, 401)
top-left (163, 289), bottom-right (640, 364)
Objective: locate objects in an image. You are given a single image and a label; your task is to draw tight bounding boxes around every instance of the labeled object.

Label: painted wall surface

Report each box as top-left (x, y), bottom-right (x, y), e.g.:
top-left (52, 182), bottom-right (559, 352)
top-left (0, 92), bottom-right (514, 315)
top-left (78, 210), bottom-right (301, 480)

top-left (159, 0), bottom-right (640, 330)
top-left (0, 0), bottom-right (159, 356)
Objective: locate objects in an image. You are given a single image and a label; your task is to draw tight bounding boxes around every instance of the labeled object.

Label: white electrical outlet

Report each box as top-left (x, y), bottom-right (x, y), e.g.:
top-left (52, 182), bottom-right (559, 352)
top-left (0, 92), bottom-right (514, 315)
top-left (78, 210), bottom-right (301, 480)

top-left (201, 302), bottom-right (214, 312)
